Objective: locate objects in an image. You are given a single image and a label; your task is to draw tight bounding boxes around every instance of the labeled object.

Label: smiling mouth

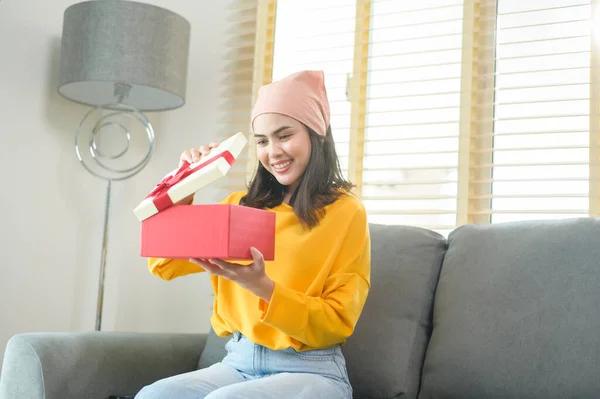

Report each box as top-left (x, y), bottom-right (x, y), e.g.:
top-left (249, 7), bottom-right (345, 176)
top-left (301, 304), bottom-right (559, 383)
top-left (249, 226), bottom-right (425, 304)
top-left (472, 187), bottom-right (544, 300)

top-left (272, 160), bottom-right (291, 169)
top-left (272, 160), bottom-right (293, 173)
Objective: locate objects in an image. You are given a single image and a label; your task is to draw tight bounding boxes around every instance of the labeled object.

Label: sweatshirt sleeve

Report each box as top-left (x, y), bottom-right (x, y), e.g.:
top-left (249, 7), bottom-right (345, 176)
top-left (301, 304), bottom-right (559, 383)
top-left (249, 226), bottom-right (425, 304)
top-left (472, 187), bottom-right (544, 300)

top-left (146, 191), bottom-right (246, 280)
top-left (148, 257), bottom-right (206, 280)
top-left (258, 205), bottom-right (371, 348)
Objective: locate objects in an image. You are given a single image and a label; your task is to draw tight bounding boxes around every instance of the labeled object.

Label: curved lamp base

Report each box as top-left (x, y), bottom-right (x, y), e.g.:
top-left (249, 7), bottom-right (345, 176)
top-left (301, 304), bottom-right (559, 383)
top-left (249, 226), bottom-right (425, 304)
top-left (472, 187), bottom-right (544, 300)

top-left (75, 103), bottom-right (155, 331)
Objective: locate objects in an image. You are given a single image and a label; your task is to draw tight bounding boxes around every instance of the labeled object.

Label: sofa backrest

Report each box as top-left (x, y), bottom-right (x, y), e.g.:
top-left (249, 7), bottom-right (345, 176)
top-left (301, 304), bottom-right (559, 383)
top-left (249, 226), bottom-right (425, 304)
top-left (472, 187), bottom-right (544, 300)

top-left (342, 224), bottom-right (447, 399)
top-left (419, 217), bottom-right (600, 398)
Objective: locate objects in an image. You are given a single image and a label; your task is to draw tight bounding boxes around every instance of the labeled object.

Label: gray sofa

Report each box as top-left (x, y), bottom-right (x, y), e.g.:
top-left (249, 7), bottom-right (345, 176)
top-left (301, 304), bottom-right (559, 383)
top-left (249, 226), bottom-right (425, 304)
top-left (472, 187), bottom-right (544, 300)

top-left (2, 218), bottom-right (600, 399)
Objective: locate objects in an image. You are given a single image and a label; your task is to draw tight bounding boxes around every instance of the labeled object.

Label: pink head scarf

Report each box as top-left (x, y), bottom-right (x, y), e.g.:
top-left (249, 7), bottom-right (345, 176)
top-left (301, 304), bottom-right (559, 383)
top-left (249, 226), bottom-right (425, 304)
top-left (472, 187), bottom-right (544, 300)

top-left (251, 70), bottom-right (331, 136)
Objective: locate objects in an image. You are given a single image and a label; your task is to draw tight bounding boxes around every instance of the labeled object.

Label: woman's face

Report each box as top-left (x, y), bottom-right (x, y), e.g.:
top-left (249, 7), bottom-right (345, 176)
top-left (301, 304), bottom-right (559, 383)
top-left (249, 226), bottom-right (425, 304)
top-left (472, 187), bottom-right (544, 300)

top-left (253, 113), bottom-right (312, 193)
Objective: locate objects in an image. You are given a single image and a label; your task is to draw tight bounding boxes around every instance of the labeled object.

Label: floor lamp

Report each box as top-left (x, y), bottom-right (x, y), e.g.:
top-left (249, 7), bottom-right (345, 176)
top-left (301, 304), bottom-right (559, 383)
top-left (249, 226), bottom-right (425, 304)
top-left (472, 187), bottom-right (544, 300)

top-left (57, 0), bottom-right (191, 331)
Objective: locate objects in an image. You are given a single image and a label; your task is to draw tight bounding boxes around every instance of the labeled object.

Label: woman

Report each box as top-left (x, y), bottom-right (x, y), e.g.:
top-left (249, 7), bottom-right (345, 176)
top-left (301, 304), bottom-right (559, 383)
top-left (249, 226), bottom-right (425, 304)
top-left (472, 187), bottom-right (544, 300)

top-left (136, 70), bottom-right (371, 399)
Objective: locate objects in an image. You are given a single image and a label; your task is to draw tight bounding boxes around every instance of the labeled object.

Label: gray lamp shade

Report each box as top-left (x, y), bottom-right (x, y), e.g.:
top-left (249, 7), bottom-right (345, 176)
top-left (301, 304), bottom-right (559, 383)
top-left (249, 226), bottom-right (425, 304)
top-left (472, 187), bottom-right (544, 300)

top-left (58, 0), bottom-right (191, 112)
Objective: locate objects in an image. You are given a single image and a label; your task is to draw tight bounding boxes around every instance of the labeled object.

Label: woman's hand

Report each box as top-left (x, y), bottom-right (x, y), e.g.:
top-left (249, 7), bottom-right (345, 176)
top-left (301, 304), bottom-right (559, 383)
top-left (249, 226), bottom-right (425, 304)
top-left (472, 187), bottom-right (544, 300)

top-left (175, 141), bottom-right (219, 205)
top-left (179, 141), bottom-right (219, 167)
top-left (189, 247), bottom-right (275, 303)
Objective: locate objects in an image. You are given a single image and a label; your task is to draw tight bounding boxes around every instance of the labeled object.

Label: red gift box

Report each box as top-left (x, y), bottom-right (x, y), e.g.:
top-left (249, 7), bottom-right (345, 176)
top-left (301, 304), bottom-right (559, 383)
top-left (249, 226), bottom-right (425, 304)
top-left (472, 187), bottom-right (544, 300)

top-left (141, 204), bottom-right (276, 260)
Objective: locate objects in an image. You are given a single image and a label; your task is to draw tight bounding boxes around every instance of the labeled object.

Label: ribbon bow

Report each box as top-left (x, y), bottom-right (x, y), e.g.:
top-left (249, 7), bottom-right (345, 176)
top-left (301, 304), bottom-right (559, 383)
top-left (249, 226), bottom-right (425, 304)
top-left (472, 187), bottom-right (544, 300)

top-left (146, 150), bottom-right (235, 212)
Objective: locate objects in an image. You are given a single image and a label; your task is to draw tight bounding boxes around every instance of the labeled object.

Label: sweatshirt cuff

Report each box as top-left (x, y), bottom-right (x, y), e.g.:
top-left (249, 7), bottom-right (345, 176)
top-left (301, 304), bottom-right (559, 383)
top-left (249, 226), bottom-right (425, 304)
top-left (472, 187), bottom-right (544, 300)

top-left (259, 282), bottom-right (306, 334)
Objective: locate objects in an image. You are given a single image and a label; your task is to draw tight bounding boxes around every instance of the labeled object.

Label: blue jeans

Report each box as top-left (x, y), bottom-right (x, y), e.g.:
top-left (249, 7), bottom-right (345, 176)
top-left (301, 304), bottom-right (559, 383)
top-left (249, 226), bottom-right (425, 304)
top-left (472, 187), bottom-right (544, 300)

top-left (135, 332), bottom-right (352, 399)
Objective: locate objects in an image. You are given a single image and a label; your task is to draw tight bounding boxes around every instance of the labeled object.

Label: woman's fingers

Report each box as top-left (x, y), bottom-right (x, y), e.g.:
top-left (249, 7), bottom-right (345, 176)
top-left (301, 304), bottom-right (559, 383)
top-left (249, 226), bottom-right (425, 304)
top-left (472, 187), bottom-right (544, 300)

top-left (179, 141), bottom-right (220, 167)
top-left (209, 259), bottom-right (239, 273)
top-left (190, 148), bottom-right (201, 163)
top-left (199, 145), bottom-right (211, 156)
top-left (178, 150), bottom-right (190, 167)
top-left (190, 258), bottom-right (232, 279)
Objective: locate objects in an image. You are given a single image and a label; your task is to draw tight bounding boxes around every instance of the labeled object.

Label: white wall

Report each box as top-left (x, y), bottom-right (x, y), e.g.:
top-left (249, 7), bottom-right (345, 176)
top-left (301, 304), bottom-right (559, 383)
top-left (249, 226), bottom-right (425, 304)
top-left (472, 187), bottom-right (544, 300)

top-left (0, 0), bottom-right (235, 369)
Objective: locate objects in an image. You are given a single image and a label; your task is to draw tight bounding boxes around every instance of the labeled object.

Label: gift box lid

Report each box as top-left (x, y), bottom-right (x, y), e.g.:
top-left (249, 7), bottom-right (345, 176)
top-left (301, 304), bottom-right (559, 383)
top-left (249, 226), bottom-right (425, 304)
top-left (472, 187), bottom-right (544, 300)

top-left (133, 132), bottom-right (247, 222)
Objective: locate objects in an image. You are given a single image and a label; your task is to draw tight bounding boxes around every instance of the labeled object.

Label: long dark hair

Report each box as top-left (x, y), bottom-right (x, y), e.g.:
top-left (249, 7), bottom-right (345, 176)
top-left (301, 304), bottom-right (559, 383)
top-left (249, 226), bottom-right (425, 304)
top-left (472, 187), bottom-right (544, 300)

top-left (240, 124), bottom-right (354, 229)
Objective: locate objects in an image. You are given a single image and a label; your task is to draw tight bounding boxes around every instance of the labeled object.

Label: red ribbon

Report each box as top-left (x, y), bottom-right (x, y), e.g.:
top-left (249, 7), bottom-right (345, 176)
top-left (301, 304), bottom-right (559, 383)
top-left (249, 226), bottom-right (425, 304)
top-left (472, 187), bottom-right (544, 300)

top-left (146, 150), bottom-right (235, 212)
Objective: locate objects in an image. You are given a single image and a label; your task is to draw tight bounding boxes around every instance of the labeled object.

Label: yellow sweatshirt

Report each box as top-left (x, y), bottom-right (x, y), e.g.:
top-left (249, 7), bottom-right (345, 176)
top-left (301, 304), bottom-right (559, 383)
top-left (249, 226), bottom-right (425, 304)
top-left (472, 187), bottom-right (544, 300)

top-left (148, 191), bottom-right (371, 352)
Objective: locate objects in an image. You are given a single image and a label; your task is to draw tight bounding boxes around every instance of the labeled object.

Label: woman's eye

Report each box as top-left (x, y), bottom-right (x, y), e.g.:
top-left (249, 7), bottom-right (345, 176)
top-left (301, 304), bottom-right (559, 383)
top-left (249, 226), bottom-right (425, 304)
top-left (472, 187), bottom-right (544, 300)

top-left (280, 134), bottom-right (290, 140)
top-left (256, 139), bottom-right (267, 146)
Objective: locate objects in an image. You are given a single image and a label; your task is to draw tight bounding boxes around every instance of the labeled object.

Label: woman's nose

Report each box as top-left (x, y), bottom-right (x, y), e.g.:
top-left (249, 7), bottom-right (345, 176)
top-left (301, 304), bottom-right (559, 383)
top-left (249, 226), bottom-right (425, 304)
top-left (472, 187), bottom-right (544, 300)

top-left (269, 142), bottom-right (283, 156)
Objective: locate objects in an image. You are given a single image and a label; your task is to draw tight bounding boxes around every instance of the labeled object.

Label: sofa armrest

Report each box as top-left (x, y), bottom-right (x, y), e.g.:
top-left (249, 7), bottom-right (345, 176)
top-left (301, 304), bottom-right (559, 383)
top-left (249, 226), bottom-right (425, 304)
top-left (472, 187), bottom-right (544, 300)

top-left (0, 331), bottom-right (207, 399)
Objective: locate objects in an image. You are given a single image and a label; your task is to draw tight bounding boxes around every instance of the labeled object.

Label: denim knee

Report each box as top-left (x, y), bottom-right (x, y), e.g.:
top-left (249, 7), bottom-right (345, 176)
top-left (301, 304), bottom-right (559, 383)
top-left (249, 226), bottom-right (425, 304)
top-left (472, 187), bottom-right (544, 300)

top-left (135, 380), bottom-right (187, 399)
top-left (204, 388), bottom-right (230, 399)
top-left (134, 384), bottom-right (158, 399)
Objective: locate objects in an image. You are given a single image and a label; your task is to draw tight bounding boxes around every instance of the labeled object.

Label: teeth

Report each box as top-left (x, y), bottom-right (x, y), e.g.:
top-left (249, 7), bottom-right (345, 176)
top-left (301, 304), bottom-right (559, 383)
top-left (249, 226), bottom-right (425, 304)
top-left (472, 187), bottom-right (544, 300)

top-left (273, 161), bottom-right (291, 170)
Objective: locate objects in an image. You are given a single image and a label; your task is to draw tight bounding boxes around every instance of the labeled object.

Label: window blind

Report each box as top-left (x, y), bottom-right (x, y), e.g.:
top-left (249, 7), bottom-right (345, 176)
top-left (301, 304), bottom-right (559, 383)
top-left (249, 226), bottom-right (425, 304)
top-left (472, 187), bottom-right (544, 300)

top-left (483, 0), bottom-right (593, 223)
top-left (247, 0), bottom-right (600, 233)
top-left (270, 0), bottom-right (359, 180)
top-left (219, 0), bottom-right (275, 192)
top-left (216, 1), bottom-right (258, 193)
top-left (361, 0), bottom-right (465, 236)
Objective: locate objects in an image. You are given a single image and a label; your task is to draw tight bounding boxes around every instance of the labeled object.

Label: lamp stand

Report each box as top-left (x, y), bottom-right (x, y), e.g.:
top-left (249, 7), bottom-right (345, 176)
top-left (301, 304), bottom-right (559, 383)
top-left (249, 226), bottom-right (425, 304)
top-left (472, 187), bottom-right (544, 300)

top-left (96, 179), bottom-right (112, 331)
top-left (75, 100), bottom-right (155, 331)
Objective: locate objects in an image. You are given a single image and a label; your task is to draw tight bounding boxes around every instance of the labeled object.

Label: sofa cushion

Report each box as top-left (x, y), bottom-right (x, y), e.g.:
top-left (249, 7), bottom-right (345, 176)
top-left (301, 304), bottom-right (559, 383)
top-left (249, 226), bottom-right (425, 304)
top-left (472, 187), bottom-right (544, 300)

top-left (343, 224), bottom-right (447, 399)
top-left (419, 217), bottom-right (600, 399)
top-left (197, 328), bottom-right (229, 370)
